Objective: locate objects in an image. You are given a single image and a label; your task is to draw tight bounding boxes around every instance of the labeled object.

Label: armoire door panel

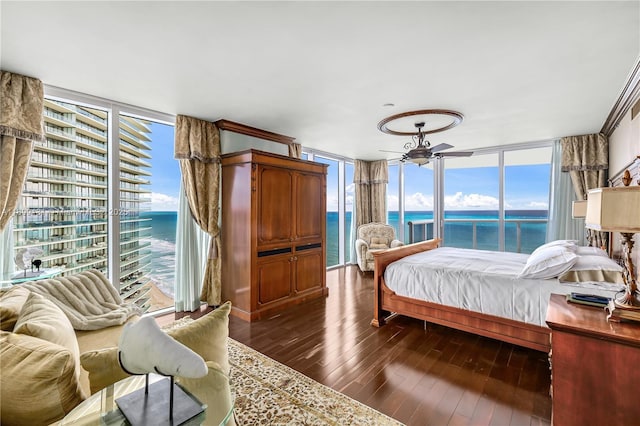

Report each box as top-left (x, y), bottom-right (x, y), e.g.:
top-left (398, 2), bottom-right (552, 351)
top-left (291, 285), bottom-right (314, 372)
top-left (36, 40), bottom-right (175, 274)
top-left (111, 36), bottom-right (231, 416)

top-left (257, 256), bottom-right (292, 305)
top-left (295, 172), bottom-right (324, 242)
top-left (257, 166), bottom-right (293, 247)
top-left (294, 250), bottom-right (323, 293)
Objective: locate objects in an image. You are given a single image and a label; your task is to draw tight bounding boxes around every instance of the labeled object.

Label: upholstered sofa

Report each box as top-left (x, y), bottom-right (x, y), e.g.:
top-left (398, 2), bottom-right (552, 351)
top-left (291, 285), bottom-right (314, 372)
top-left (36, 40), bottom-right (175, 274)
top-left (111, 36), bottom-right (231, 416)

top-left (355, 222), bottom-right (404, 271)
top-left (0, 270), bottom-right (231, 426)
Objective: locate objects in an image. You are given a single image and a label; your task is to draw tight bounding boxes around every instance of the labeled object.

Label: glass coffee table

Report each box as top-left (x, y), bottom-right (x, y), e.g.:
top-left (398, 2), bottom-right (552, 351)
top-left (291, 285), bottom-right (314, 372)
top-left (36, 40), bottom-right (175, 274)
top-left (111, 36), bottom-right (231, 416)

top-left (60, 369), bottom-right (234, 426)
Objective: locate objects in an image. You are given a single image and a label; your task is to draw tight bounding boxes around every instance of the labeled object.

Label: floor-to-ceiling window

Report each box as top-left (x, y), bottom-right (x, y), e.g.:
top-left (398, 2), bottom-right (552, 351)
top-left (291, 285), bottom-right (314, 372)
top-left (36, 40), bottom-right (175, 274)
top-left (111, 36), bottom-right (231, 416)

top-left (315, 156), bottom-right (340, 267)
top-left (10, 90), bottom-right (177, 313)
top-left (402, 162), bottom-right (435, 244)
top-left (443, 153), bottom-right (500, 250)
top-left (387, 163), bottom-right (400, 236)
top-left (504, 147), bottom-right (551, 253)
top-left (305, 151), bottom-right (353, 268)
top-left (345, 162), bottom-right (354, 263)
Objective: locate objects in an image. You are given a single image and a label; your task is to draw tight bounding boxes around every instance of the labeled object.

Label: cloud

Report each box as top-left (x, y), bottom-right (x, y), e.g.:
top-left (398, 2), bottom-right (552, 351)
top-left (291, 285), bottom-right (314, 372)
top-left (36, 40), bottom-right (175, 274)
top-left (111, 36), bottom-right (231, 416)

top-left (528, 201), bottom-right (548, 209)
top-left (405, 192), bottom-right (434, 210)
top-left (444, 192), bottom-right (499, 209)
top-left (150, 192), bottom-right (179, 211)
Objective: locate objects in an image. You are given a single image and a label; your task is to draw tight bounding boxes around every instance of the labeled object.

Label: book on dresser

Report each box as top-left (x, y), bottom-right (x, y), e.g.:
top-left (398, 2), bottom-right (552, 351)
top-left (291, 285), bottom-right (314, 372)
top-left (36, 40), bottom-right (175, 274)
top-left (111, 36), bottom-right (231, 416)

top-left (605, 300), bottom-right (640, 322)
top-left (566, 292), bottom-right (610, 308)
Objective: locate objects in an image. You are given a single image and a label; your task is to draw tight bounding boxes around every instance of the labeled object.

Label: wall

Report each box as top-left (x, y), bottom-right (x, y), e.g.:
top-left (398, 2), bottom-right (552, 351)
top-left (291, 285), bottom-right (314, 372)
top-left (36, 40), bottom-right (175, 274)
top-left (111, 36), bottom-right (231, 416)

top-left (220, 130), bottom-right (289, 156)
top-left (608, 106), bottom-right (640, 271)
top-left (609, 108), bottom-right (640, 175)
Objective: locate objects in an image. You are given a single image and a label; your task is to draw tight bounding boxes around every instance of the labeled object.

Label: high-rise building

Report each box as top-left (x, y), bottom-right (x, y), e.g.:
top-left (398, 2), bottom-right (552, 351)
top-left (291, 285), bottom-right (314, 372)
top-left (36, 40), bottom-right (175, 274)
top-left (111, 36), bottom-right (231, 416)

top-left (12, 99), bottom-right (153, 310)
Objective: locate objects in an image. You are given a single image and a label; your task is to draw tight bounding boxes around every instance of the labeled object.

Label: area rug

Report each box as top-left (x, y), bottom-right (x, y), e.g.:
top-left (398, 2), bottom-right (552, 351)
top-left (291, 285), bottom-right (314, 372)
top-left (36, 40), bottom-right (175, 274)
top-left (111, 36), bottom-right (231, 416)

top-left (228, 338), bottom-right (403, 425)
top-left (165, 317), bottom-right (402, 425)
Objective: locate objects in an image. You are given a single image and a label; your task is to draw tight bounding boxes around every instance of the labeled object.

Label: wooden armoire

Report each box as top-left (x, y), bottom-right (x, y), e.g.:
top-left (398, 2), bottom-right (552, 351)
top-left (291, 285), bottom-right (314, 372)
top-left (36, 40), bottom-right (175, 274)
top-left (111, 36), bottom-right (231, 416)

top-left (221, 149), bottom-right (328, 321)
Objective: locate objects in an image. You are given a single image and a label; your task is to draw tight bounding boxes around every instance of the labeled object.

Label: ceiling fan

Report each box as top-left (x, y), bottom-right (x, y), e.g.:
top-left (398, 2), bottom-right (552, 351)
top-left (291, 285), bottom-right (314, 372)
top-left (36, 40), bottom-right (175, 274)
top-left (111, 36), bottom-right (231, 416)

top-left (381, 121), bottom-right (473, 166)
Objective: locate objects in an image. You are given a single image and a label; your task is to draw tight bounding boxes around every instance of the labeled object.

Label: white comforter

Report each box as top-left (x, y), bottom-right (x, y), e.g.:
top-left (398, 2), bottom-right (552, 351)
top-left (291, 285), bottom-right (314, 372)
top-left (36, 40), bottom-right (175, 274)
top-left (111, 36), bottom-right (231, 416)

top-left (383, 247), bottom-right (620, 327)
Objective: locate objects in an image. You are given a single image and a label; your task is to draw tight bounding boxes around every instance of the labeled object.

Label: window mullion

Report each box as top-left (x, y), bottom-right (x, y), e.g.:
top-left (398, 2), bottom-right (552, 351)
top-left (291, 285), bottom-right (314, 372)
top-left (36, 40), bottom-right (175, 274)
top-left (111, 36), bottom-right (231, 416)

top-left (107, 104), bottom-right (121, 290)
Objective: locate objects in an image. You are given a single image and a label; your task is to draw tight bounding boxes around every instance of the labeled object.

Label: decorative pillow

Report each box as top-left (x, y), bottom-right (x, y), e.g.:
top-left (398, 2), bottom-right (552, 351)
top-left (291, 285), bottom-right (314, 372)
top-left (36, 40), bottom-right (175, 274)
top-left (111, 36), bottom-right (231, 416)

top-left (518, 245), bottom-right (579, 279)
top-left (14, 292), bottom-right (82, 383)
top-left (80, 301), bottom-right (231, 394)
top-left (370, 237), bottom-right (389, 246)
top-left (531, 240), bottom-right (577, 256)
top-left (0, 331), bottom-right (86, 425)
top-left (0, 286), bottom-right (30, 331)
top-left (559, 255), bottom-right (624, 284)
top-left (576, 246), bottom-right (609, 257)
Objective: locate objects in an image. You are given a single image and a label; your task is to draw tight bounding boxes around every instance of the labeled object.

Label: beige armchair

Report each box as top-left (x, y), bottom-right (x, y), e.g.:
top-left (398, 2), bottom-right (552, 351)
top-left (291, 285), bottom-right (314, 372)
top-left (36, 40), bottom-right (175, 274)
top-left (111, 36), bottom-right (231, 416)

top-left (355, 222), bottom-right (404, 272)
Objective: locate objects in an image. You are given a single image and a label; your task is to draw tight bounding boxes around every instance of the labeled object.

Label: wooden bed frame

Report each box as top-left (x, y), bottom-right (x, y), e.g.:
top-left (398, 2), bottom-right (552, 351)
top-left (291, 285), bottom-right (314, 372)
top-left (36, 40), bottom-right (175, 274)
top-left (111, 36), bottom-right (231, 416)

top-left (370, 239), bottom-right (551, 352)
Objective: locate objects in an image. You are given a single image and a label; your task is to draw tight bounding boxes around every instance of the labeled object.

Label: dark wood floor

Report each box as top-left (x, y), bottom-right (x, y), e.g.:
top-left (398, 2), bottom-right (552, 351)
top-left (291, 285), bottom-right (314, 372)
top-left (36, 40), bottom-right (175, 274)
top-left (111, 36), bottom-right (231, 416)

top-left (223, 266), bottom-right (551, 426)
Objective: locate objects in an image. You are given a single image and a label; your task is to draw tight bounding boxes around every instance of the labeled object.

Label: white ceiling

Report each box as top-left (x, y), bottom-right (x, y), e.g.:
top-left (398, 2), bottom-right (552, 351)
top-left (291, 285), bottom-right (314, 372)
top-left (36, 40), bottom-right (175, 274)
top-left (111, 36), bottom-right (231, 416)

top-left (1, 1), bottom-right (639, 160)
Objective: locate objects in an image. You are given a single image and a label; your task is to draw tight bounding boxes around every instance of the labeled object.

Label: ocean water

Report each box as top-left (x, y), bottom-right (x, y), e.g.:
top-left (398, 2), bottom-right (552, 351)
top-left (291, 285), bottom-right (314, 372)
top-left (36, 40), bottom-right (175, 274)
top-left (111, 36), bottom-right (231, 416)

top-left (144, 210), bottom-right (548, 293)
top-left (141, 211), bottom-right (177, 298)
top-left (326, 210), bottom-right (548, 267)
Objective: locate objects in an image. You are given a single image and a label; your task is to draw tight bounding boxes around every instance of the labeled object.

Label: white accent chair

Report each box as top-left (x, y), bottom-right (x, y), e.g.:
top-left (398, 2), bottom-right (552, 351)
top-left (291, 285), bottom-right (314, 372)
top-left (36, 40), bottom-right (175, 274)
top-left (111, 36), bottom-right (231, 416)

top-left (355, 222), bottom-right (404, 272)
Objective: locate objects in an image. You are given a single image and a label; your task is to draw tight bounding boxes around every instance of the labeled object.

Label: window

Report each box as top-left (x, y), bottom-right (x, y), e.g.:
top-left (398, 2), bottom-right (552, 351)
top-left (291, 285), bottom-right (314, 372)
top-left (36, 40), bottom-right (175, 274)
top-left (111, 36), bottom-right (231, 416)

top-left (443, 153), bottom-right (500, 250)
top-left (12, 94), bottom-right (177, 313)
top-left (13, 99), bottom-right (109, 280)
top-left (504, 147), bottom-right (551, 253)
top-left (403, 162), bottom-right (435, 244)
top-left (314, 156), bottom-right (340, 267)
top-left (345, 162), bottom-right (354, 263)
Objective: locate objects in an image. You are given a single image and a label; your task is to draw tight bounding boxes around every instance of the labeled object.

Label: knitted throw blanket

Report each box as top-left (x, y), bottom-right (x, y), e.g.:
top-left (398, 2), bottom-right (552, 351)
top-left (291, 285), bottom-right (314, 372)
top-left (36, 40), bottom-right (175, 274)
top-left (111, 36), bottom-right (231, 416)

top-left (21, 269), bottom-right (141, 330)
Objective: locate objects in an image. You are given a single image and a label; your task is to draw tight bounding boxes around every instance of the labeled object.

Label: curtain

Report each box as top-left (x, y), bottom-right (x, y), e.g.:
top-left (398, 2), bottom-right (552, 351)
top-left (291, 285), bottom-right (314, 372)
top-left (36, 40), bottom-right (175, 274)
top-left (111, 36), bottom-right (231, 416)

top-left (0, 71), bottom-right (45, 231)
top-left (288, 143), bottom-right (302, 159)
top-left (547, 140), bottom-right (585, 244)
top-left (174, 115), bottom-right (222, 306)
top-left (0, 220), bottom-right (14, 286)
top-left (561, 133), bottom-right (608, 247)
top-left (354, 159), bottom-right (388, 228)
top-left (174, 183), bottom-right (211, 312)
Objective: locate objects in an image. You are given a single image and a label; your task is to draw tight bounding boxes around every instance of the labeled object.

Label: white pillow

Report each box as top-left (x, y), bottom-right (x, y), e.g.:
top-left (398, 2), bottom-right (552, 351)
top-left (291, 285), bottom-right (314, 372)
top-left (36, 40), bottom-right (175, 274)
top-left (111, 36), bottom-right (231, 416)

top-left (575, 246), bottom-right (609, 257)
top-left (518, 245), bottom-right (579, 279)
top-left (559, 254), bottom-right (624, 284)
top-left (531, 240), bottom-right (577, 257)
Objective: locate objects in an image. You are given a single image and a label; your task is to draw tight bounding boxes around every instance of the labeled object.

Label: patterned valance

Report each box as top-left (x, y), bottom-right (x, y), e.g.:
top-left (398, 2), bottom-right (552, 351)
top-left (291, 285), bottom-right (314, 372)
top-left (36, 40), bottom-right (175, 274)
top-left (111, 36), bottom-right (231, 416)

top-left (174, 114), bottom-right (221, 163)
top-left (354, 159), bottom-right (388, 184)
top-left (561, 133), bottom-right (608, 172)
top-left (0, 70), bottom-right (45, 142)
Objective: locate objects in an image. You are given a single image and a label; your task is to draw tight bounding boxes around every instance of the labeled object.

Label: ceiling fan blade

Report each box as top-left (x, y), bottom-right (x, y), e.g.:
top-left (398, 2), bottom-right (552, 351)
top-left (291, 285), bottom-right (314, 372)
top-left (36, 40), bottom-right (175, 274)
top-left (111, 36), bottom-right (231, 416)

top-left (436, 151), bottom-right (474, 157)
top-left (379, 149), bottom-right (406, 154)
top-left (430, 143), bottom-right (454, 153)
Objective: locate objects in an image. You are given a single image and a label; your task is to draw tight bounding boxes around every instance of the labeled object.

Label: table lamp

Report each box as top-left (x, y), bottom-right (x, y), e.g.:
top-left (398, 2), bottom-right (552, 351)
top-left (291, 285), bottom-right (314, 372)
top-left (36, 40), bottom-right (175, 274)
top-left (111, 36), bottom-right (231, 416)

top-left (585, 186), bottom-right (640, 309)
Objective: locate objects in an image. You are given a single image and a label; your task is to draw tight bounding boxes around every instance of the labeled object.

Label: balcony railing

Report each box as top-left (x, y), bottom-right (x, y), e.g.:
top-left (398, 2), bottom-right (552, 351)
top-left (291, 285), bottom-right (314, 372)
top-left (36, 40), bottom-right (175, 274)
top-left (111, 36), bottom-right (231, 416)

top-left (407, 218), bottom-right (548, 254)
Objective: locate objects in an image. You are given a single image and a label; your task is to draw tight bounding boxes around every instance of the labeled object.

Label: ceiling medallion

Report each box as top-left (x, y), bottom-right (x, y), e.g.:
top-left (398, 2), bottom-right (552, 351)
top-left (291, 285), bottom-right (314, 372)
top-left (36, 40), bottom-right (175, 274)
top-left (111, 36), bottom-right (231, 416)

top-left (377, 109), bottom-right (470, 166)
top-left (377, 109), bottom-right (464, 136)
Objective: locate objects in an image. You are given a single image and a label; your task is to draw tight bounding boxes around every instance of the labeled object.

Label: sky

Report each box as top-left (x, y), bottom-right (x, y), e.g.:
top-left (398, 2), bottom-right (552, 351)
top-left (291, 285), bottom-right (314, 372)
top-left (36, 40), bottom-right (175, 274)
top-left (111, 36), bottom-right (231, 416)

top-left (147, 122), bottom-right (180, 211)
top-left (322, 158), bottom-right (550, 212)
top-left (146, 128), bottom-right (551, 213)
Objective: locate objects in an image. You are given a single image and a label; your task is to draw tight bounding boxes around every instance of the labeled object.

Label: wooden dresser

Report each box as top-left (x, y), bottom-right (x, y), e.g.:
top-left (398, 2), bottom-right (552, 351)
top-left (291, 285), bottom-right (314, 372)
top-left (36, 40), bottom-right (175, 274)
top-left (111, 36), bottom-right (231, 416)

top-left (221, 149), bottom-right (328, 321)
top-left (546, 294), bottom-right (640, 425)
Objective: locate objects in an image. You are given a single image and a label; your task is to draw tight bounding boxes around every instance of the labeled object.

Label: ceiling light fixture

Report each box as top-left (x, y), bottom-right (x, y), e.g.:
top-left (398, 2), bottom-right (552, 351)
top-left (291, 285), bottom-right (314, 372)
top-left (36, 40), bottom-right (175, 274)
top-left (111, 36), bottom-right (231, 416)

top-left (377, 109), bottom-right (471, 166)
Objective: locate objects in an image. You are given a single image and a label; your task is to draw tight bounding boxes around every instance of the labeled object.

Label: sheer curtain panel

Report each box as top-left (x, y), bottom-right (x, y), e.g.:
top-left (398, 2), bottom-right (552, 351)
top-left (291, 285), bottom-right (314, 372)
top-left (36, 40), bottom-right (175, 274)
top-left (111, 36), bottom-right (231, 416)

top-left (547, 140), bottom-right (585, 244)
top-left (174, 183), bottom-right (211, 312)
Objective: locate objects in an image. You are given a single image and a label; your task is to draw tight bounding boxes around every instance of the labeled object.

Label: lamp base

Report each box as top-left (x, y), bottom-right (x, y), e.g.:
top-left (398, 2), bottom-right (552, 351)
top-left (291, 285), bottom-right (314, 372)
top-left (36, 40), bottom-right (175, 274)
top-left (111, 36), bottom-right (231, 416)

top-left (614, 290), bottom-right (640, 310)
top-left (607, 298), bottom-right (640, 323)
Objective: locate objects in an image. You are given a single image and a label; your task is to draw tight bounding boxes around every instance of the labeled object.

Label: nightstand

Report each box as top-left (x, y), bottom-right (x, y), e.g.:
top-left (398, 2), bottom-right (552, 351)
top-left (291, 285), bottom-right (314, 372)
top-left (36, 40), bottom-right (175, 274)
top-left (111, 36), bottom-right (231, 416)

top-left (546, 294), bottom-right (640, 426)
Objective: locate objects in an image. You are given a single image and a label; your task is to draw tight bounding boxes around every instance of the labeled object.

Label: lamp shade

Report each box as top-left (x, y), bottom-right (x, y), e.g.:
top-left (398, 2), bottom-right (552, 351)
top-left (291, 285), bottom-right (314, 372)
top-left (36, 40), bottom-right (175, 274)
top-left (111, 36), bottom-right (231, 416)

top-left (585, 186), bottom-right (640, 232)
top-left (572, 200), bottom-right (587, 219)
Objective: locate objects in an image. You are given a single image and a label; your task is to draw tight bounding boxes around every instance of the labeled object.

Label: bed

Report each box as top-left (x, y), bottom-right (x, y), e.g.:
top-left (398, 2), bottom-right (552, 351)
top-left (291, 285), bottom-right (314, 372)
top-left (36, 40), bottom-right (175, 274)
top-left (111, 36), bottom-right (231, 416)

top-left (371, 239), bottom-right (622, 352)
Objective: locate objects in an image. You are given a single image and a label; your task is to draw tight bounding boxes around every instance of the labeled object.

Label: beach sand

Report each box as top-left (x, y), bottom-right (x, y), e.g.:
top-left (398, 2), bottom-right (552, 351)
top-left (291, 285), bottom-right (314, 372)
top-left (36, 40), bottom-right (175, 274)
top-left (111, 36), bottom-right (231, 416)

top-left (147, 281), bottom-right (174, 312)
